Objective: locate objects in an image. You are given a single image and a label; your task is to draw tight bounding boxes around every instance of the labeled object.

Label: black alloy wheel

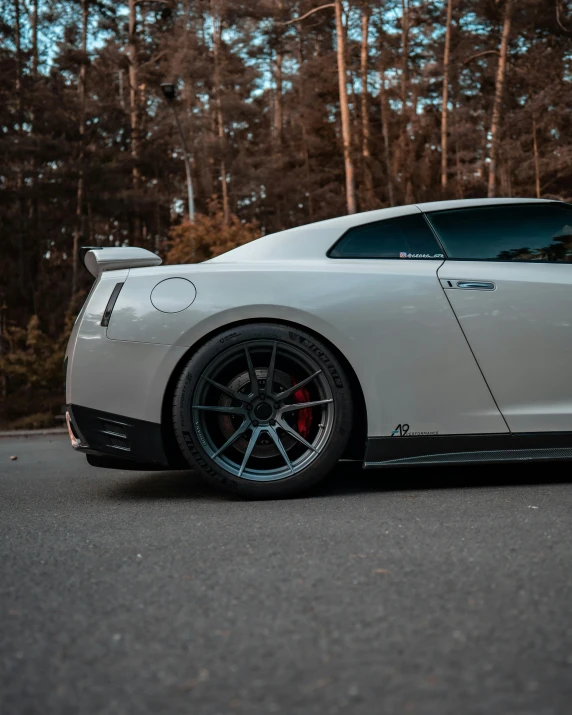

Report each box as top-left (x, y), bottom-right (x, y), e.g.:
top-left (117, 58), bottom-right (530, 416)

top-left (172, 323), bottom-right (353, 498)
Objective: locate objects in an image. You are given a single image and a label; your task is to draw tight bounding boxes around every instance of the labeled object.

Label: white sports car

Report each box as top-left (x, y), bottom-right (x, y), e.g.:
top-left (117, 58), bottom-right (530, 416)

top-left (65, 198), bottom-right (572, 497)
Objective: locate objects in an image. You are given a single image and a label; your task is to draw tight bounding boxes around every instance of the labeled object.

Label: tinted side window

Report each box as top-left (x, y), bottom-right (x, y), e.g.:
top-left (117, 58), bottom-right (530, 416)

top-left (328, 213), bottom-right (444, 259)
top-left (426, 203), bottom-right (572, 262)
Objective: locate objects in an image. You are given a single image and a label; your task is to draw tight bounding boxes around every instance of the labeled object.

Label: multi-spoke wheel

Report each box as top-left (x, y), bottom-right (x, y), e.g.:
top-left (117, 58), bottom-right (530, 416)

top-left (172, 323), bottom-right (353, 498)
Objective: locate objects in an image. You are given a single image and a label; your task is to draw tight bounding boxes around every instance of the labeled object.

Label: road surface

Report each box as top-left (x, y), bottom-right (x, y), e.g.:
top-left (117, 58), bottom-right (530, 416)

top-left (1, 435), bottom-right (572, 714)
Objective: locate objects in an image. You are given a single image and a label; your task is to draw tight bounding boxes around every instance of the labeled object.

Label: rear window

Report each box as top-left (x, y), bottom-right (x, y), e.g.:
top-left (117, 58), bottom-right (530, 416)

top-left (328, 213), bottom-right (444, 259)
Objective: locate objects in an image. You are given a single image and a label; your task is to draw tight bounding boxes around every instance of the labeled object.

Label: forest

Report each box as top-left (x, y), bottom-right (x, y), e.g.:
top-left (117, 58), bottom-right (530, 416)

top-left (1, 0), bottom-right (571, 428)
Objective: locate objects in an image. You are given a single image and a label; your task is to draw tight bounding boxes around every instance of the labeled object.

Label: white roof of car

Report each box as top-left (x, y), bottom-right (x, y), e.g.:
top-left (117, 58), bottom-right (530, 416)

top-left (208, 198), bottom-right (555, 264)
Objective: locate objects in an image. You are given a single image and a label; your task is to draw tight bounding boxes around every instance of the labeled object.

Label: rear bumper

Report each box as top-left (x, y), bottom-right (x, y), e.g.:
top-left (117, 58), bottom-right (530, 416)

top-left (66, 404), bottom-right (175, 469)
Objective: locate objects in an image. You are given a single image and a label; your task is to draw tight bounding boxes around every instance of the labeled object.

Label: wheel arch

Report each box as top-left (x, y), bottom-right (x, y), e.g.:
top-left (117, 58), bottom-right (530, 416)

top-left (160, 317), bottom-right (368, 465)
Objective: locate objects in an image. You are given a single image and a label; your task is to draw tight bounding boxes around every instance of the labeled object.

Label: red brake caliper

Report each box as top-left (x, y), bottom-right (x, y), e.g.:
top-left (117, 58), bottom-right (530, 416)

top-left (292, 385), bottom-right (313, 439)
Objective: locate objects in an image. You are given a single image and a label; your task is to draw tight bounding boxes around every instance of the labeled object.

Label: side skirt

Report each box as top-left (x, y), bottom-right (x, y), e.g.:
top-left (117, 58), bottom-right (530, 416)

top-left (364, 432), bottom-right (572, 468)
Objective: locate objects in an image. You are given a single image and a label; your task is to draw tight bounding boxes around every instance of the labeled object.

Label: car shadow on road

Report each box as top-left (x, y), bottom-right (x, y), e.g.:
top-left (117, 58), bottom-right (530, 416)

top-left (103, 459), bottom-right (572, 502)
top-left (103, 469), bottom-right (236, 502)
top-left (312, 460), bottom-right (572, 498)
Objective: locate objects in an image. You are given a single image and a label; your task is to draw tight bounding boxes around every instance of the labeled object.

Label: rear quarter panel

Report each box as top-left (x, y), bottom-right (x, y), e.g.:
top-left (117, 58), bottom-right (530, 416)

top-left (105, 260), bottom-right (507, 437)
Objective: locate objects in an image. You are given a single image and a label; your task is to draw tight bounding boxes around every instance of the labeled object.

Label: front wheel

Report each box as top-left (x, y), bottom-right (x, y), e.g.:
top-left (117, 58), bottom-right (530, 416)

top-left (172, 323), bottom-right (353, 498)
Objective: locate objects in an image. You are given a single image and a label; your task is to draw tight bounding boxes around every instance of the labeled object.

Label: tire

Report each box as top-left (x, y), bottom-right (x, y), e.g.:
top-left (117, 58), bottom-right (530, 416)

top-left (172, 323), bottom-right (353, 498)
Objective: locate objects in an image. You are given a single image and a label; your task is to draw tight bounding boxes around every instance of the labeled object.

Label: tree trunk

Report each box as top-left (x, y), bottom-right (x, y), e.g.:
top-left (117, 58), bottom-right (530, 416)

top-left (31, 0), bottom-right (39, 76)
top-left (532, 116), bottom-right (541, 198)
top-left (478, 119), bottom-right (488, 180)
top-left (360, 7), bottom-right (370, 161)
top-left (274, 0), bottom-right (284, 147)
top-left (379, 66), bottom-right (394, 207)
top-left (400, 0), bottom-right (409, 113)
top-left (274, 42), bottom-right (284, 229)
top-left (88, 202), bottom-right (95, 243)
top-left (13, 0), bottom-right (25, 294)
top-left (29, 0), bottom-right (40, 288)
top-left (72, 0), bottom-right (89, 301)
top-left (181, 81), bottom-right (197, 223)
top-left (296, 25), bottom-right (313, 221)
top-left (399, 0), bottom-right (410, 201)
top-left (128, 0), bottom-right (141, 243)
top-left (335, 0), bottom-right (356, 214)
top-left (14, 0), bottom-right (22, 98)
top-left (441, 0), bottom-right (453, 192)
top-left (212, 0), bottom-right (230, 226)
top-left (274, 47), bottom-right (283, 146)
top-left (118, 69), bottom-right (126, 109)
top-left (487, 0), bottom-right (513, 198)
top-left (455, 136), bottom-right (463, 198)
top-left (360, 3), bottom-right (374, 207)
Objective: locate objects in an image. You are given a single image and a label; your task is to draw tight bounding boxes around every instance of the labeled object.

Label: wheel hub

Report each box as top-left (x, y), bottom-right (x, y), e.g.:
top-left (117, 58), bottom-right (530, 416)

top-left (253, 401), bottom-right (273, 421)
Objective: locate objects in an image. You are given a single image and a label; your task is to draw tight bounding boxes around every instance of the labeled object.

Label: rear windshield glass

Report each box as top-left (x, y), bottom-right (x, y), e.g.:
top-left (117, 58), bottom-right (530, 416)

top-left (329, 213), bottom-right (444, 259)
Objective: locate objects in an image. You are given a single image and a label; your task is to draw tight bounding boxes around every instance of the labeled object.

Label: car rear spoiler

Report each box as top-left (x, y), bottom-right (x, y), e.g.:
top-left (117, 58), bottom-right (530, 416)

top-left (80, 246), bottom-right (162, 278)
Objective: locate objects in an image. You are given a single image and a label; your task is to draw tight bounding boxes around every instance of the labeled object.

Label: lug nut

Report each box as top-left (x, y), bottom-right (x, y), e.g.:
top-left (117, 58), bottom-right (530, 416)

top-left (270, 419), bottom-right (276, 426)
top-left (252, 420), bottom-right (259, 427)
top-left (274, 403), bottom-right (280, 409)
top-left (246, 404), bottom-right (252, 410)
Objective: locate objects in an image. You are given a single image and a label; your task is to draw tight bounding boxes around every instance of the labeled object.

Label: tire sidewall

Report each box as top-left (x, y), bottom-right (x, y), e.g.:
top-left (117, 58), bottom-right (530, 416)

top-left (172, 323), bottom-right (353, 498)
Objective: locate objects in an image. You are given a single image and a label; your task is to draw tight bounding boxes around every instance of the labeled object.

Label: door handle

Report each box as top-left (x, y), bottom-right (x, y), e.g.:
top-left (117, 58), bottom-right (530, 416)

top-left (456, 281), bottom-right (495, 291)
top-left (441, 279), bottom-right (496, 291)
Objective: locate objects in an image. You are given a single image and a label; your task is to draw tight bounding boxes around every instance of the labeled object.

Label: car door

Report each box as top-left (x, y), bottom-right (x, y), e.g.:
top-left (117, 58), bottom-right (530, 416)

top-left (427, 201), bottom-right (572, 433)
top-left (327, 209), bottom-right (508, 438)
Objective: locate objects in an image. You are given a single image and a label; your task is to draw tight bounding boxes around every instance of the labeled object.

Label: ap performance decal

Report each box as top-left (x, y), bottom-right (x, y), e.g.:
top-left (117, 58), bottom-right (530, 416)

top-left (391, 424), bottom-right (439, 437)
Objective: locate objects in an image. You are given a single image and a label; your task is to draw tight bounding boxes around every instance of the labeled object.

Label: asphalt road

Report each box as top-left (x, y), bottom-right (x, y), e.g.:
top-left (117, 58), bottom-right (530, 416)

top-left (1, 435), bottom-right (572, 715)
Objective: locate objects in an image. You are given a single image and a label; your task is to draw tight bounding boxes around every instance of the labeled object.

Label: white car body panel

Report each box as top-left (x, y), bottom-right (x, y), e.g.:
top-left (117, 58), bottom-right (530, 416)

top-left (65, 270), bottom-right (188, 422)
top-left (439, 260), bottom-right (572, 433)
top-left (65, 197), bottom-right (571, 470)
top-left (105, 258), bottom-right (508, 434)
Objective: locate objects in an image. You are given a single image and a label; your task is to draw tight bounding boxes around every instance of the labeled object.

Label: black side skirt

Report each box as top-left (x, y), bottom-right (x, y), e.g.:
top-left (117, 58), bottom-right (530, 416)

top-left (69, 403), bottom-right (572, 471)
top-left (365, 432), bottom-right (572, 467)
